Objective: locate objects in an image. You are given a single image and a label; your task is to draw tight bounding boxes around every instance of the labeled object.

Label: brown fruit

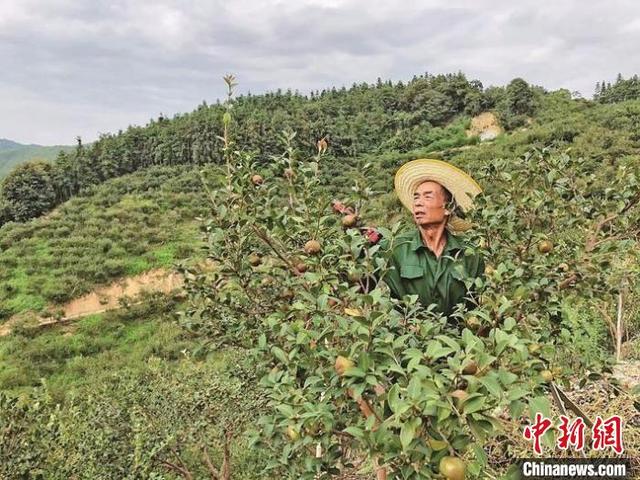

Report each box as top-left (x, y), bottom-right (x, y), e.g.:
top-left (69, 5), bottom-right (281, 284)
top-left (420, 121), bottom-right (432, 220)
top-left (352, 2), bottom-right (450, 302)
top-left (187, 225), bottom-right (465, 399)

top-left (334, 356), bottom-right (354, 376)
top-left (295, 262), bottom-right (307, 273)
top-left (248, 253), bottom-right (261, 266)
top-left (558, 262), bottom-right (570, 272)
top-left (304, 240), bottom-right (321, 255)
top-left (439, 456), bottom-right (466, 480)
top-left (465, 316), bottom-right (481, 330)
top-left (462, 361), bottom-right (478, 375)
top-left (251, 174), bottom-right (264, 186)
top-left (540, 370), bottom-right (554, 382)
top-left (341, 214), bottom-right (358, 228)
top-left (538, 240), bottom-right (553, 254)
top-left (450, 389), bottom-right (469, 402)
top-left (484, 264), bottom-right (495, 276)
top-left (280, 289), bottom-right (294, 301)
top-left (260, 277), bottom-right (274, 287)
top-left (283, 168), bottom-right (295, 179)
top-left (327, 298), bottom-right (338, 307)
top-left (286, 425), bottom-right (300, 441)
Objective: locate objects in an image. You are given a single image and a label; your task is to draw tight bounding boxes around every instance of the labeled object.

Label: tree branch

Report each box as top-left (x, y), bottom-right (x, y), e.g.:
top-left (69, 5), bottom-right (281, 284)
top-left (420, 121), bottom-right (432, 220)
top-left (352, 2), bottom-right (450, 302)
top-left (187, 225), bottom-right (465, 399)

top-left (202, 443), bottom-right (220, 480)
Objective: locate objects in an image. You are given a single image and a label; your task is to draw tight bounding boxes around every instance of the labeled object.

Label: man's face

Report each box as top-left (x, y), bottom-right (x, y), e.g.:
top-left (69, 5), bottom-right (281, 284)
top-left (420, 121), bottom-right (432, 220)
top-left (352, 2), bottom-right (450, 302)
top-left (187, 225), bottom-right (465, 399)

top-left (412, 181), bottom-right (449, 227)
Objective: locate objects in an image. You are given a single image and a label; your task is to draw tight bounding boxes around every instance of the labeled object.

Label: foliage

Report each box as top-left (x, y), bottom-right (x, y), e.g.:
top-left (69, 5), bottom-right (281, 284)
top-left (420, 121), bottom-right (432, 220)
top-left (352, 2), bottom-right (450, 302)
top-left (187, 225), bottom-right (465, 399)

top-left (1, 72), bottom-right (523, 224)
top-left (177, 73), bottom-right (639, 476)
top-left (595, 74), bottom-right (640, 104)
top-left (0, 354), bottom-right (266, 479)
top-left (1, 161), bottom-right (57, 221)
top-left (0, 165), bottom-right (208, 320)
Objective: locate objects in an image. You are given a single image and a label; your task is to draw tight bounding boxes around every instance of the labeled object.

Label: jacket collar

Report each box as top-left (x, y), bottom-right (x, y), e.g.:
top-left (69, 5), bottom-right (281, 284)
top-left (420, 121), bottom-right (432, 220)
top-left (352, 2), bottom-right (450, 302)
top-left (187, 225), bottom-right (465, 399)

top-left (410, 227), bottom-right (463, 254)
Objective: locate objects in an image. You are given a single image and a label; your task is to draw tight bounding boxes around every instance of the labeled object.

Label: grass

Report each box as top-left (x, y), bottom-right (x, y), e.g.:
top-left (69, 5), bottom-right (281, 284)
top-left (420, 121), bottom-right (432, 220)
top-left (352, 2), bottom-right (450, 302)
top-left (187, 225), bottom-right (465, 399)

top-left (0, 294), bottom-right (194, 398)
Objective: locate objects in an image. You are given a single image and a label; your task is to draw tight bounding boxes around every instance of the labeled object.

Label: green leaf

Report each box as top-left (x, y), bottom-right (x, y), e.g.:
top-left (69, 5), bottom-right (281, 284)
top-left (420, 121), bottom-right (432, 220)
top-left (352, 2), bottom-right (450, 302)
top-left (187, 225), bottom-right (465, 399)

top-left (471, 443), bottom-right (488, 465)
top-left (479, 375), bottom-right (502, 397)
top-left (407, 376), bottom-right (422, 400)
top-left (271, 347), bottom-right (288, 365)
top-left (509, 400), bottom-right (525, 419)
top-left (498, 370), bottom-right (518, 386)
top-left (276, 404), bottom-right (294, 418)
top-left (343, 426), bottom-right (365, 439)
top-left (506, 387), bottom-right (529, 401)
top-left (387, 384), bottom-right (401, 413)
top-left (344, 367), bottom-right (366, 378)
top-left (400, 417), bottom-right (421, 450)
top-left (436, 335), bottom-right (461, 352)
top-left (462, 396), bottom-right (486, 414)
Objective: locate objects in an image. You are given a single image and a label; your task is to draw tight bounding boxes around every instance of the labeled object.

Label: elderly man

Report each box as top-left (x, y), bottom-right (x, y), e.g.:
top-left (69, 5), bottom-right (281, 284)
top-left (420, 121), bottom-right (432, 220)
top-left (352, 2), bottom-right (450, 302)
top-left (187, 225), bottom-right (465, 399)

top-left (378, 158), bottom-right (485, 316)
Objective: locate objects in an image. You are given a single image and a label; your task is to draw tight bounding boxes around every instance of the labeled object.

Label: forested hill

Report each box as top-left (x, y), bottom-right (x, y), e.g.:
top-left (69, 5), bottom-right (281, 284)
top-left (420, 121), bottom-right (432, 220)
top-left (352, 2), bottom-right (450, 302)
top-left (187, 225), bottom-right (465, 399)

top-left (1, 72), bottom-right (639, 227)
top-left (0, 138), bottom-right (73, 179)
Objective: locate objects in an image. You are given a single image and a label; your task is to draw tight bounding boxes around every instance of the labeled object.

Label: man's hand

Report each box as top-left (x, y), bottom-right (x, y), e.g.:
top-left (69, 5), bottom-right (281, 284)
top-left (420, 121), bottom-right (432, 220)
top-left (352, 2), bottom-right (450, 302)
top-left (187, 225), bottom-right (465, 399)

top-left (331, 199), bottom-right (355, 215)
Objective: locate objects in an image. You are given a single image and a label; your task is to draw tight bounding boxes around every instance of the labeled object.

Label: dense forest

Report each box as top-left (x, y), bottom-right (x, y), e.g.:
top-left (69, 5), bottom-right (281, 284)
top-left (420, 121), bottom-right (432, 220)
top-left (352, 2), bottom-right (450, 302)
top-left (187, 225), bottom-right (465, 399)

top-left (0, 73), bottom-right (543, 224)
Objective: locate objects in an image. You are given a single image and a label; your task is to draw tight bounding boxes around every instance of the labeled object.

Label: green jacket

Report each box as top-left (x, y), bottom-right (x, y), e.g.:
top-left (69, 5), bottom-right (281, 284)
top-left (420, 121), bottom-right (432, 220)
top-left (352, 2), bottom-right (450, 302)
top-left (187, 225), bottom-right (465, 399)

top-left (379, 228), bottom-right (484, 316)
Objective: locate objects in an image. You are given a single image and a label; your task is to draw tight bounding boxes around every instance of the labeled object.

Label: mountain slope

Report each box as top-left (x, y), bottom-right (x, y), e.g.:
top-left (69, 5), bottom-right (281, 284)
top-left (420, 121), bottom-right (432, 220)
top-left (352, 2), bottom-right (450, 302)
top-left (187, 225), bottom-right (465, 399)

top-left (0, 138), bottom-right (73, 178)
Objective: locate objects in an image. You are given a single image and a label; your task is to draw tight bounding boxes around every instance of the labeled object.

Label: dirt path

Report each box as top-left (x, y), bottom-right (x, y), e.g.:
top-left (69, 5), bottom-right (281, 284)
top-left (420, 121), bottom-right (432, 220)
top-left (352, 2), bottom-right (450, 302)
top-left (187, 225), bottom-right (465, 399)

top-left (0, 268), bottom-right (184, 336)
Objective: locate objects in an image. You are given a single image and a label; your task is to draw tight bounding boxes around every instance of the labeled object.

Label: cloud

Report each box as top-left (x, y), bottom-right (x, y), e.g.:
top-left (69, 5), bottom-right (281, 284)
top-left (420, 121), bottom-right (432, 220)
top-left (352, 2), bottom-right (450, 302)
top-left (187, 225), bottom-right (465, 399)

top-left (1, 0), bottom-right (639, 144)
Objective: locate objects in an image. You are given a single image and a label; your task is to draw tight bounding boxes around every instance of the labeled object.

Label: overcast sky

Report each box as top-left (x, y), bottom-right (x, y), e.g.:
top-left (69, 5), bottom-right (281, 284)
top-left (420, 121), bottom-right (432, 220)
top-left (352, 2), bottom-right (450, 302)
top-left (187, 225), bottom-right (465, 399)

top-left (1, 0), bottom-right (639, 145)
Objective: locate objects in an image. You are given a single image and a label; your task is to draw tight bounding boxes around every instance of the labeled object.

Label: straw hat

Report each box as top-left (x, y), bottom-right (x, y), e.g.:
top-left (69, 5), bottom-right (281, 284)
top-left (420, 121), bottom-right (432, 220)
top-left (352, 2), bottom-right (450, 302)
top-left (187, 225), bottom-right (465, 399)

top-left (394, 159), bottom-right (482, 232)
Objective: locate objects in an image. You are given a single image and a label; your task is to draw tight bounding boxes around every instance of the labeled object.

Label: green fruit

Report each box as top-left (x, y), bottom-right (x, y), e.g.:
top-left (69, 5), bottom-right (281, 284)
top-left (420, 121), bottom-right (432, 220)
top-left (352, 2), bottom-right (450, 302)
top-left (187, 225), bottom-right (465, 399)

top-left (347, 269), bottom-right (362, 283)
top-left (541, 370), bottom-right (554, 382)
top-left (439, 456), bottom-right (466, 480)
top-left (286, 425), bottom-right (299, 441)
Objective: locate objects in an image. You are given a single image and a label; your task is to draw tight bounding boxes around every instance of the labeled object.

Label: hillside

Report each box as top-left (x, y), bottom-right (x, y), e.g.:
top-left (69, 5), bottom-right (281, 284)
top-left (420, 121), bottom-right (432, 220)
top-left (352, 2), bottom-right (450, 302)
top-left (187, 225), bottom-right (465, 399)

top-left (0, 138), bottom-right (73, 178)
top-left (1, 74), bottom-right (639, 479)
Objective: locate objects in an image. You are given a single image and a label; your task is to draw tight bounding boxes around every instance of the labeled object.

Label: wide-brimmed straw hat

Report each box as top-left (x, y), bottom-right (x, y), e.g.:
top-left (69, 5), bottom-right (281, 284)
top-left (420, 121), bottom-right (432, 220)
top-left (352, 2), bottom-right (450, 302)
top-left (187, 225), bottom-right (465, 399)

top-left (394, 158), bottom-right (482, 232)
